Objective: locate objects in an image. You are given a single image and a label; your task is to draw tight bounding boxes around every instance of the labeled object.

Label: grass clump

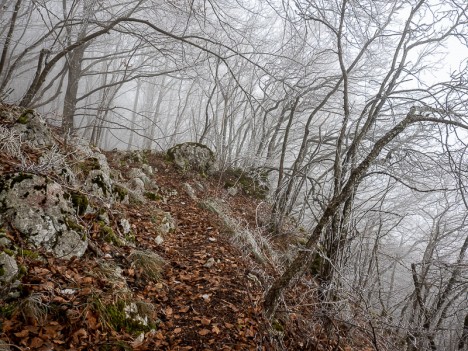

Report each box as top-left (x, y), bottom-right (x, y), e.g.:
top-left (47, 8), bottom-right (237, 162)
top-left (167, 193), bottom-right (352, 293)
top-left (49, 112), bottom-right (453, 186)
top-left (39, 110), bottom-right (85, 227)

top-left (129, 250), bottom-right (165, 282)
top-left (92, 296), bottom-right (155, 335)
top-left (19, 293), bottom-right (47, 324)
top-left (0, 302), bottom-right (17, 319)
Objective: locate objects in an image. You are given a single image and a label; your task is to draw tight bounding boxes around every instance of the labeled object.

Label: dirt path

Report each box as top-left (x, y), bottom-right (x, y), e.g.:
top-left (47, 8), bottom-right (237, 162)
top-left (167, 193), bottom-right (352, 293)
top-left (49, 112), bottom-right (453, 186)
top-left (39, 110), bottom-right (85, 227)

top-left (128, 161), bottom-right (271, 350)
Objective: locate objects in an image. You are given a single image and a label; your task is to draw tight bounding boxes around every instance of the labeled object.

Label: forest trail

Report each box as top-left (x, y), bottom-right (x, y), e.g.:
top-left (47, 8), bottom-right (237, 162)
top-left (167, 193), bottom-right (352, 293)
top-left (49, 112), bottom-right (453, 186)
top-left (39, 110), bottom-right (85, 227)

top-left (108, 154), bottom-right (272, 350)
top-left (0, 144), bottom-right (272, 350)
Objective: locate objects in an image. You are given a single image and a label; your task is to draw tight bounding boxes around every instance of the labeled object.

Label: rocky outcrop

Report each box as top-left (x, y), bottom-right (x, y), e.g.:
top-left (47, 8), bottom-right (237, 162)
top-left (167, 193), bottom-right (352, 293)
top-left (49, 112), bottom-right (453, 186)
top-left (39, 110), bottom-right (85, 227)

top-left (8, 109), bottom-right (55, 148)
top-left (0, 173), bottom-right (88, 259)
top-left (167, 142), bottom-right (215, 174)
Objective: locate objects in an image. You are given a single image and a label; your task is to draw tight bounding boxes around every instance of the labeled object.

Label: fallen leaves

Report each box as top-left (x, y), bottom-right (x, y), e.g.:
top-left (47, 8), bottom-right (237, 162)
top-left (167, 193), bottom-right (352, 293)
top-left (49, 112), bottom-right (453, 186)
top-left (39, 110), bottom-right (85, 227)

top-left (198, 329), bottom-right (210, 336)
top-left (200, 317), bottom-right (211, 325)
top-left (0, 153), bottom-right (273, 351)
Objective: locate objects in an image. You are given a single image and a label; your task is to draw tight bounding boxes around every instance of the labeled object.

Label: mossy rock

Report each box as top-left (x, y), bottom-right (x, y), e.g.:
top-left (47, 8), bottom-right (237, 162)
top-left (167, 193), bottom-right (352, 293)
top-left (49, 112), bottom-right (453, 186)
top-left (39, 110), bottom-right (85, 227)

top-left (91, 174), bottom-right (109, 196)
top-left (93, 298), bottom-right (155, 335)
top-left (122, 150), bottom-right (149, 164)
top-left (222, 167), bottom-right (270, 199)
top-left (167, 142), bottom-right (215, 174)
top-left (77, 157), bottom-right (101, 177)
top-left (70, 192), bottom-right (89, 215)
top-left (112, 184), bottom-right (128, 202)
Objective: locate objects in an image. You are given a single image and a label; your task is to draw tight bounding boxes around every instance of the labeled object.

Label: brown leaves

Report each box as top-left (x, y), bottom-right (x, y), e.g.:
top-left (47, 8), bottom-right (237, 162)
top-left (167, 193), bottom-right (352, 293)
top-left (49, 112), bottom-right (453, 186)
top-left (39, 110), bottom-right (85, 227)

top-left (198, 329), bottom-right (210, 336)
top-left (14, 330), bottom-right (30, 338)
top-left (0, 153), bottom-right (274, 351)
top-left (200, 317), bottom-right (211, 325)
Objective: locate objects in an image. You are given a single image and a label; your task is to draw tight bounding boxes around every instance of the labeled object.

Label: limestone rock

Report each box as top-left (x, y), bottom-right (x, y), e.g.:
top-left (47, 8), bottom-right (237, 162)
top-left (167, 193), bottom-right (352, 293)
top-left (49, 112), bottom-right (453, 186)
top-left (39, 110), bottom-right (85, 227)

top-left (152, 209), bottom-right (175, 236)
top-left (0, 173), bottom-right (87, 259)
top-left (167, 143), bottom-right (215, 174)
top-left (141, 164), bottom-right (153, 176)
top-left (53, 230), bottom-right (87, 259)
top-left (0, 234), bottom-right (11, 247)
top-left (129, 168), bottom-right (151, 185)
top-left (128, 177), bottom-right (145, 193)
top-left (10, 109), bottom-right (54, 147)
top-left (183, 183), bottom-right (197, 201)
top-left (227, 186), bottom-right (238, 196)
top-left (128, 168), bottom-right (158, 191)
top-left (124, 302), bottom-right (148, 326)
top-left (0, 252), bottom-right (18, 284)
top-left (120, 218), bottom-right (131, 235)
top-left (154, 236), bottom-right (164, 245)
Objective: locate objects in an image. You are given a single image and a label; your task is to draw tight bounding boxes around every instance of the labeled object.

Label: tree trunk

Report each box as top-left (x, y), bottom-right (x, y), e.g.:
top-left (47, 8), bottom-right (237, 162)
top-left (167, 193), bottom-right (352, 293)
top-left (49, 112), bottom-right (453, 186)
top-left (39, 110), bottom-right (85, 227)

top-left (0, 0), bottom-right (23, 78)
top-left (62, 45), bottom-right (86, 135)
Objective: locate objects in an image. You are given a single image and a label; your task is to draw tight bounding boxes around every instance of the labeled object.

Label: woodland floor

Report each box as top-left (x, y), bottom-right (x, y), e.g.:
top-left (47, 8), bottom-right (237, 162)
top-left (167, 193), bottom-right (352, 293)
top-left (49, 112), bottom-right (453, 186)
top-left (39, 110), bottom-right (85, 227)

top-left (0, 143), bottom-right (374, 350)
top-left (0, 151), bottom-right (274, 350)
top-left (119, 154), bottom-right (273, 350)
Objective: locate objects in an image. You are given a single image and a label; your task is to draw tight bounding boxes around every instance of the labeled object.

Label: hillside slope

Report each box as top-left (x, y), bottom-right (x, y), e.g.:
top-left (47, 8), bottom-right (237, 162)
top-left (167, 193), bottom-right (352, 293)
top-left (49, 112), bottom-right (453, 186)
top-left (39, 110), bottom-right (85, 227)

top-left (0, 102), bottom-right (277, 350)
top-left (0, 103), bottom-right (374, 351)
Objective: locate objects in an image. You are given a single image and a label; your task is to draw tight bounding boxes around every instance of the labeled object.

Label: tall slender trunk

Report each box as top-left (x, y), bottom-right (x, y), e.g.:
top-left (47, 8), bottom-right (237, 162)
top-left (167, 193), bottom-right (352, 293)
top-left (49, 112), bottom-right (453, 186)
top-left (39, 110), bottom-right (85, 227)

top-left (0, 0), bottom-right (22, 79)
top-left (127, 79), bottom-right (142, 150)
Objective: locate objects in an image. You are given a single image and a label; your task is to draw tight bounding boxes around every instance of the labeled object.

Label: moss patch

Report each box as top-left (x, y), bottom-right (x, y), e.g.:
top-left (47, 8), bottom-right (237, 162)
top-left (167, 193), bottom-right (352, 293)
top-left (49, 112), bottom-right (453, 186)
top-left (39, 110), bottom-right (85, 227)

top-left (70, 192), bottom-right (89, 215)
top-left (93, 298), bottom-right (154, 335)
top-left (2, 248), bottom-right (15, 256)
top-left (124, 232), bottom-right (136, 243)
top-left (271, 319), bottom-right (284, 332)
top-left (16, 110), bottom-right (34, 124)
top-left (98, 222), bottom-right (123, 246)
top-left (112, 184), bottom-right (128, 202)
top-left (64, 216), bottom-right (85, 232)
top-left (0, 302), bottom-right (17, 319)
top-left (144, 192), bottom-right (161, 201)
